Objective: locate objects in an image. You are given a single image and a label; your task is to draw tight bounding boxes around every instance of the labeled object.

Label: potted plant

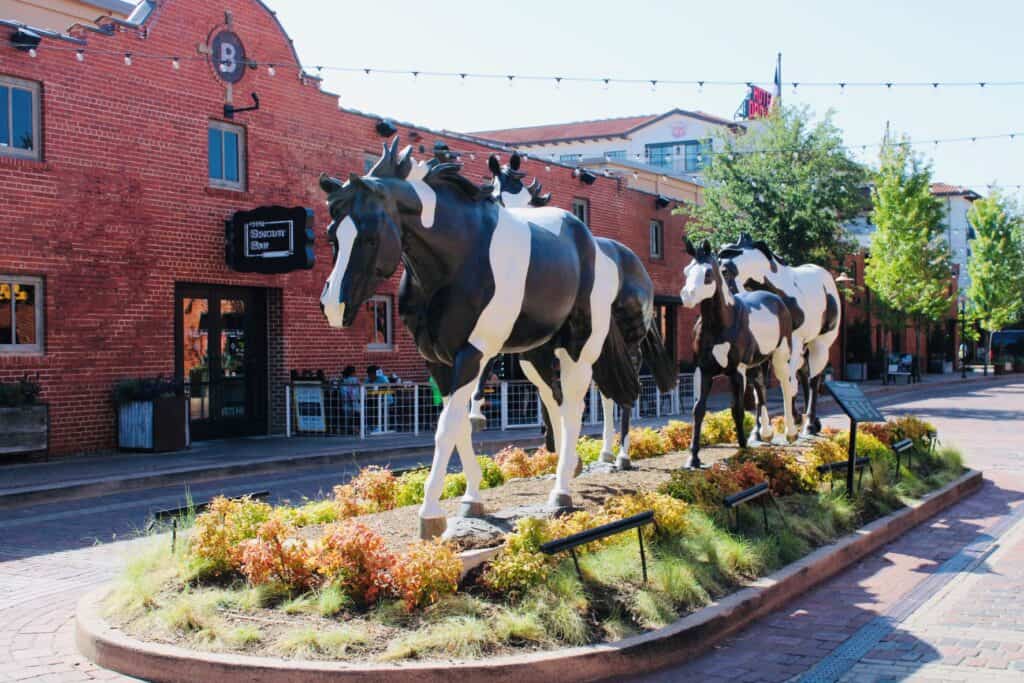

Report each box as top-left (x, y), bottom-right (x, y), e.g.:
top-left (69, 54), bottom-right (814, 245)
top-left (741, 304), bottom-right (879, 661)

top-left (114, 376), bottom-right (189, 452)
top-left (0, 374), bottom-right (47, 456)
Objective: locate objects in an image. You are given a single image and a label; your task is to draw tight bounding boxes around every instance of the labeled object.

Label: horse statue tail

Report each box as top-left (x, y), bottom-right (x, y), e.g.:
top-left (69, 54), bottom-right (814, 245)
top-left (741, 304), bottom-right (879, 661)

top-left (641, 323), bottom-right (678, 393)
top-left (592, 319), bottom-right (642, 407)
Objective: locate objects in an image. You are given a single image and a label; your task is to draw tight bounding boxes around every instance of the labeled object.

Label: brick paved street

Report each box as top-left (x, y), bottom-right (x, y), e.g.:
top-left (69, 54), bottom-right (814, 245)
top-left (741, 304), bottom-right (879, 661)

top-left (0, 378), bottom-right (1020, 682)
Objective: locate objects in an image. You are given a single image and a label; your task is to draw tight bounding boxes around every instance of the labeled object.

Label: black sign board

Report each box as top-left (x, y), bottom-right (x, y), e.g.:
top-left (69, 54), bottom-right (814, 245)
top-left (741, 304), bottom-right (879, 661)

top-left (210, 30), bottom-right (246, 84)
top-left (225, 206), bottom-right (315, 274)
top-left (824, 381), bottom-right (885, 423)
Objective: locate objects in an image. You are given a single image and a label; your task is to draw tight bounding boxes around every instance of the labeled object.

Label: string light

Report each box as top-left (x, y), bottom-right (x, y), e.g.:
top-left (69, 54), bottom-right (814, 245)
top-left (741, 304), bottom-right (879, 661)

top-left (76, 50), bottom-right (84, 62)
top-left (172, 57), bottom-right (180, 70)
top-left (28, 48), bottom-right (36, 58)
top-left (124, 52), bottom-right (132, 66)
top-left (268, 64), bottom-right (276, 76)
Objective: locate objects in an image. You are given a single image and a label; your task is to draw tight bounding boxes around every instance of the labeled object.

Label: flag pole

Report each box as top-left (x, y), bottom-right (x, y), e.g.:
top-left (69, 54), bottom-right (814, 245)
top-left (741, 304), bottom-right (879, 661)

top-left (775, 52), bottom-right (782, 106)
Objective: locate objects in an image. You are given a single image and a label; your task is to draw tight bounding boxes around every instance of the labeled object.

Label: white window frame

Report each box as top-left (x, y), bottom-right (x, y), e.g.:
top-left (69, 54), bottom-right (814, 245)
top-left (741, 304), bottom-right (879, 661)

top-left (572, 197), bottom-right (589, 225)
top-left (367, 295), bottom-right (393, 351)
top-left (649, 219), bottom-right (664, 259)
top-left (0, 274), bottom-right (43, 354)
top-left (0, 75), bottom-right (41, 161)
top-left (208, 120), bottom-right (246, 191)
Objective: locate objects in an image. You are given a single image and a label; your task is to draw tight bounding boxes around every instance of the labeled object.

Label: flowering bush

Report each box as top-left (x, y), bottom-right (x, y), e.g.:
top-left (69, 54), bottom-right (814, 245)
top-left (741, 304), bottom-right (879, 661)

top-left (494, 446), bottom-right (534, 480)
top-left (481, 518), bottom-right (552, 597)
top-left (833, 431), bottom-right (893, 468)
top-left (545, 510), bottom-right (614, 553)
top-left (395, 469), bottom-right (428, 507)
top-left (391, 540), bottom-right (462, 611)
top-left (891, 415), bottom-right (936, 452)
top-left (350, 466), bottom-right (399, 513)
top-left (701, 409), bottom-right (756, 445)
top-left (625, 427), bottom-right (668, 459)
top-left (441, 472), bottom-right (467, 500)
top-left (279, 498), bottom-right (343, 527)
top-left (603, 490), bottom-right (690, 539)
top-left (531, 447), bottom-right (559, 475)
top-left (330, 484), bottom-right (364, 518)
top-left (858, 422), bottom-right (894, 446)
top-left (576, 436), bottom-right (608, 464)
top-left (236, 518), bottom-right (316, 590)
top-left (734, 447), bottom-right (816, 497)
top-left (659, 468), bottom-right (724, 507)
top-left (189, 495), bottom-right (272, 574)
top-left (477, 456), bottom-right (505, 489)
top-left (312, 522), bottom-right (394, 606)
top-left (661, 420), bottom-right (693, 452)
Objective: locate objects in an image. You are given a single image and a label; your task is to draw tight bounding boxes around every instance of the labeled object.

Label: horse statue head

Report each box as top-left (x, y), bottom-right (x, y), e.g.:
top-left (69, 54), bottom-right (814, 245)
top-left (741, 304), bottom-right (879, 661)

top-left (680, 237), bottom-right (729, 308)
top-left (717, 231), bottom-right (788, 292)
top-left (488, 152), bottom-right (551, 208)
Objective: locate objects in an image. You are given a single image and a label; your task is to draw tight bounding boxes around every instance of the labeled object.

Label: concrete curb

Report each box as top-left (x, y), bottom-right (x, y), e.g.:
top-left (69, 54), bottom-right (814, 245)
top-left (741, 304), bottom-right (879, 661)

top-left (75, 469), bottom-right (983, 683)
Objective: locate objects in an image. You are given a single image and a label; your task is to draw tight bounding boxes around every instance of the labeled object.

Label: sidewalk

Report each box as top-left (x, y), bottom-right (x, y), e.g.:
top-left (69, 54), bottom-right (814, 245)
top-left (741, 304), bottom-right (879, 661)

top-left (0, 371), bottom-right (1005, 510)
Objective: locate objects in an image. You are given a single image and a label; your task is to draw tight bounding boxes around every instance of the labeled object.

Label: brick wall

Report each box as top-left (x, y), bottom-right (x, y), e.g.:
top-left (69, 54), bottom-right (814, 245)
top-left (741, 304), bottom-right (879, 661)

top-left (0, 0), bottom-right (697, 456)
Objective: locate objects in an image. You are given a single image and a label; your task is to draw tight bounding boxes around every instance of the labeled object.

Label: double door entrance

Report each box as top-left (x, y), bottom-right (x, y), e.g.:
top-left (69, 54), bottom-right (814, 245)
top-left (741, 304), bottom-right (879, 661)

top-left (176, 284), bottom-right (267, 440)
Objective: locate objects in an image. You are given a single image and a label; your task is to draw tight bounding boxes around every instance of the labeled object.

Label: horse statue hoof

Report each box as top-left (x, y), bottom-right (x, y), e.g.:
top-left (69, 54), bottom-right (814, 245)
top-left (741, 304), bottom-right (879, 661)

top-left (548, 492), bottom-right (574, 513)
top-left (419, 516), bottom-right (447, 539)
top-left (470, 416), bottom-right (486, 433)
top-left (459, 501), bottom-right (485, 518)
top-left (686, 456), bottom-right (703, 470)
top-left (615, 455), bottom-right (633, 471)
top-left (598, 450), bottom-right (616, 464)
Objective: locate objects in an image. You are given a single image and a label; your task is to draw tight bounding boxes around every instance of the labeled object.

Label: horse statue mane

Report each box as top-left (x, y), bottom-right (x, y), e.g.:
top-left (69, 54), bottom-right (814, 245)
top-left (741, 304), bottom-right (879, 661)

top-left (320, 137), bottom-right (493, 218)
top-left (488, 152), bottom-right (552, 207)
top-left (718, 231), bottom-right (789, 271)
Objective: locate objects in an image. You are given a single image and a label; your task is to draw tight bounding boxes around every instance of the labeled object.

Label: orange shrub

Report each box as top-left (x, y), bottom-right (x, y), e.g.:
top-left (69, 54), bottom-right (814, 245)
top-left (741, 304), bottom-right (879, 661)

top-left (530, 447), bottom-right (559, 475)
top-left (858, 422), bottom-right (894, 446)
top-left (494, 445), bottom-right (534, 480)
top-left (331, 483), bottom-right (363, 518)
top-left (891, 415), bottom-right (936, 451)
top-left (806, 439), bottom-right (847, 470)
top-left (236, 518), bottom-right (316, 590)
top-left (391, 539), bottom-right (462, 611)
top-left (625, 427), bottom-right (668, 459)
top-left (312, 522), bottom-right (394, 606)
top-left (660, 420), bottom-right (693, 452)
top-left (351, 466), bottom-right (399, 512)
top-left (734, 447), bottom-right (816, 497)
top-left (189, 495), bottom-right (272, 575)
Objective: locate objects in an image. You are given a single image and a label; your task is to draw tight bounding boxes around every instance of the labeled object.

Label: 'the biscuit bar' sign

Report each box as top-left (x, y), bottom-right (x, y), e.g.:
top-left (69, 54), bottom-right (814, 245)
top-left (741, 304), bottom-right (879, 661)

top-left (225, 206), bottom-right (315, 274)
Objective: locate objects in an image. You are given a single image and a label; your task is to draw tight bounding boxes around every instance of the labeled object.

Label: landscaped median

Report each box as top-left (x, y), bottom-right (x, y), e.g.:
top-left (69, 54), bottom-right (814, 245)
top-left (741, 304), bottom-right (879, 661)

top-left (76, 415), bottom-right (980, 682)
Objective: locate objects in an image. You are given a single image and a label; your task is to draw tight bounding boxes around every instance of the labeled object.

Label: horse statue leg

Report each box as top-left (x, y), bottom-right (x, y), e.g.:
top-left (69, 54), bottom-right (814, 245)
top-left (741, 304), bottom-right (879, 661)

top-left (772, 338), bottom-right (801, 441)
top-left (617, 400), bottom-right (633, 470)
top-left (420, 346), bottom-right (489, 539)
top-left (749, 365), bottom-right (773, 442)
top-left (803, 338), bottom-right (831, 435)
top-left (599, 394), bottom-right (617, 464)
top-left (549, 349), bottom-right (591, 510)
top-left (729, 370), bottom-right (748, 449)
top-left (469, 357), bottom-right (498, 432)
top-left (689, 366), bottom-right (714, 469)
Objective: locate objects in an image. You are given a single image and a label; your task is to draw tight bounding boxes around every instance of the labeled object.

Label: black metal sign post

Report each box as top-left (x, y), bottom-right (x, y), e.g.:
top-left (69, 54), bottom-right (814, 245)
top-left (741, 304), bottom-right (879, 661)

top-left (824, 381), bottom-right (886, 497)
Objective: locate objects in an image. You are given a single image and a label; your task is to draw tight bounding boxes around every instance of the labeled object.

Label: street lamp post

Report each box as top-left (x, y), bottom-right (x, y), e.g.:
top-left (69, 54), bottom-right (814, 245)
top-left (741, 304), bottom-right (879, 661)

top-left (959, 296), bottom-right (967, 379)
top-left (835, 273), bottom-right (855, 381)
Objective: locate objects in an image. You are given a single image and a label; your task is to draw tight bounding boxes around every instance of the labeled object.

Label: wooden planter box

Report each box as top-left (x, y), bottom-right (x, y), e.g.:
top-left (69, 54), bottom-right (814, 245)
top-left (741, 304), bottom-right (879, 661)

top-left (0, 404), bottom-right (48, 456)
top-left (118, 396), bottom-right (189, 452)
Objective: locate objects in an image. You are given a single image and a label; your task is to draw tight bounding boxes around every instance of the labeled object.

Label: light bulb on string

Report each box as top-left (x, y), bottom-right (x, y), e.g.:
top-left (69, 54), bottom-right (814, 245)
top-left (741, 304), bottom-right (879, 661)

top-left (838, 82), bottom-right (845, 96)
top-left (507, 75), bottom-right (514, 88)
top-left (268, 64), bottom-right (276, 76)
top-left (791, 82), bottom-right (798, 95)
top-left (124, 53), bottom-right (132, 66)
top-left (76, 50), bottom-right (84, 62)
top-left (554, 76), bottom-right (562, 90)
top-left (650, 80), bottom-right (657, 93)
top-left (172, 57), bottom-right (180, 70)
top-left (545, 165), bottom-right (551, 173)
top-left (459, 73), bottom-right (466, 87)
top-left (28, 48), bottom-right (37, 58)
top-left (602, 78), bottom-right (610, 91)
top-left (411, 71), bottom-right (419, 84)
top-left (697, 81), bottom-right (704, 96)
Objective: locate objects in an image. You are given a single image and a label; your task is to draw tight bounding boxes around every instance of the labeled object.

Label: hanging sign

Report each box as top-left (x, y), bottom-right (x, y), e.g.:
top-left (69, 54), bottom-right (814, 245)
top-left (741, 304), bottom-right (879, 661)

top-left (738, 85), bottom-right (773, 120)
top-left (210, 29), bottom-right (247, 84)
top-left (225, 206), bottom-right (315, 274)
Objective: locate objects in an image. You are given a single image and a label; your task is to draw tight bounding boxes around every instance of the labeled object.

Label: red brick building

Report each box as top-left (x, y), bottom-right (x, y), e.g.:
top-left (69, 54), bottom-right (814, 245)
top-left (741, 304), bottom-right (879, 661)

top-left (0, 0), bottom-right (698, 456)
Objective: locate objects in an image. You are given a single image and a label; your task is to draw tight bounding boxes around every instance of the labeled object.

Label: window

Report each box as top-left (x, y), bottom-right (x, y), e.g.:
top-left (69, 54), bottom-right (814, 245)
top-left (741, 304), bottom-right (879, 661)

top-left (571, 198), bottom-right (589, 224)
top-left (645, 142), bottom-right (672, 168)
top-left (0, 275), bottom-right (43, 353)
top-left (645, 140), bottom-right (712, 173)
top-left (367, 295), bottom-right (393, 350)
top-left (560, 153), bottom-right (580, 164)
top-left (605, 149), bottom-right (626, 160)
top-left (0, 76), bottom-right (40, 160)
top-left (208, 121), bottom-right (245, 190)
top-left (649, 220), bottom-right (664, 259)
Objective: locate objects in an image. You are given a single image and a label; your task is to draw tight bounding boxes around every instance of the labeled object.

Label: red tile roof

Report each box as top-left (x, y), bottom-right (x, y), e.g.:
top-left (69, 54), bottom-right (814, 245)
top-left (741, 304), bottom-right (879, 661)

top-left (931, 183), bottom-right (981, 198)
top-left (469, 109), bottom-right (740, 145)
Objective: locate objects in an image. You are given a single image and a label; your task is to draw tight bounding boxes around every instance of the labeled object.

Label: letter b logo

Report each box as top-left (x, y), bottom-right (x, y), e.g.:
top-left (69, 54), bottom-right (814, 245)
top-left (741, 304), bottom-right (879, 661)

top-left (211, 30), bottom-right (246, 84)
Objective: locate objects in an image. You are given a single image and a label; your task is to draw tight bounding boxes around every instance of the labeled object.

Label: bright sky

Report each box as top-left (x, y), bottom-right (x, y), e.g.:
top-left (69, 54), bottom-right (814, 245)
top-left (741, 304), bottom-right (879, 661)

top-left (270, 0), bottom-right (1022, 195)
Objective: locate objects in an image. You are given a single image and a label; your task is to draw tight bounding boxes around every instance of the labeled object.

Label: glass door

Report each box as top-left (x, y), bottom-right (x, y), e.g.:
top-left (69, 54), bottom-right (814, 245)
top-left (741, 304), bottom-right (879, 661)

top-left (176, 285), bottom-right (266, 440)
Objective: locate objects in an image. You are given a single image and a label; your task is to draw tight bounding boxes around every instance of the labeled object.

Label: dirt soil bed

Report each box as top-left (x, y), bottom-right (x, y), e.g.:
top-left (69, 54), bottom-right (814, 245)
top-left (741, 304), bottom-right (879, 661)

top-left (299, 444), bottom-right (751, 551)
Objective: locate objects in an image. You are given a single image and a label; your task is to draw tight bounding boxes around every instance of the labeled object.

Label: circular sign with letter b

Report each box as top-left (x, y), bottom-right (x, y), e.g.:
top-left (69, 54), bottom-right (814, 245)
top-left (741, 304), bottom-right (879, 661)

top-left (211, 30), bottom-right (246, 84)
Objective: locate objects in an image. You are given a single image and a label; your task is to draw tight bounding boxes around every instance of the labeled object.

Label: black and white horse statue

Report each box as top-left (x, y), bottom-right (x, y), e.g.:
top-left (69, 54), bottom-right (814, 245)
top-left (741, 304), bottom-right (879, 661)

top-left (718, 233), bottom-right (840, 436)
top-left (471, 152), bottom-right (676, 469)
top-left (680, 238), bottom-right (799, 468)
top-left (319, 139), bottom-right (638, 537)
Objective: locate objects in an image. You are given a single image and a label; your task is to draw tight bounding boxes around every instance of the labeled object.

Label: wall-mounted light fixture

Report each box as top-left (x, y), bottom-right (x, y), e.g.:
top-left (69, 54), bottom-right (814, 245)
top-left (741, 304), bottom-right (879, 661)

top-left (9, 28), bottom-right (41, 52)
top-left (224, 93), bottom-right (259, 119)
top-left (655, 195), bottom-right (671, 210)
top-left (375, 119), bottom-right (397, 137)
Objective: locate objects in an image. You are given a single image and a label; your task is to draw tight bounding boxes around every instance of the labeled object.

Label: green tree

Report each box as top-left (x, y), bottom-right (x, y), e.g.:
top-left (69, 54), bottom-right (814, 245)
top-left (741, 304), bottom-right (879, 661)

top-left (864, 138), bottom-right (954, 370)
top-left (966, 191), bottom-right (1024, 374)
top-left (681, 105), bottom-right (866, 266)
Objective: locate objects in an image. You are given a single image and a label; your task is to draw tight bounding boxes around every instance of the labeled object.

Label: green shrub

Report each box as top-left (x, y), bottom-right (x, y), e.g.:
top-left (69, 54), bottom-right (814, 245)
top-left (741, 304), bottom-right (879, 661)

top-left (481, 518), bottom-right (552, 598)
top-left (477, 456), bottom-right (505, 489)
top-left (441, 473), bottom-right (467, 500)
top-left (701, 409), bottom-right (755, 445)
top-left (576, 436), bottom-right (607, 464)
top-left (395, 469), bottom-right (428, 507)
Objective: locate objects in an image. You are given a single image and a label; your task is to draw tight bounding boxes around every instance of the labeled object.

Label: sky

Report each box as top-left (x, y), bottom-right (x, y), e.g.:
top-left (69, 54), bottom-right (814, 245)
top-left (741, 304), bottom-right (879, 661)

top-left (270, 0), bottom-right (1022, 195)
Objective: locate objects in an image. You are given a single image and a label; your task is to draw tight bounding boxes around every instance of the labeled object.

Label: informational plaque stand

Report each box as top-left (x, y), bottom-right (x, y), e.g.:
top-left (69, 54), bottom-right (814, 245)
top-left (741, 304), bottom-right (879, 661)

top-left (824, 381), bottom-right (886, 497)
top-left (292, 381), bottom-right (326, 433)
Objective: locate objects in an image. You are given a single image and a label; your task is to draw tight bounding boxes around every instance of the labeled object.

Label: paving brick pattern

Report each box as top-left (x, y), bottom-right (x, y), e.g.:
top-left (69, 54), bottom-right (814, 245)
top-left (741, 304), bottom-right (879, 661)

top-left (0, 379), bottom-right (1020, 681)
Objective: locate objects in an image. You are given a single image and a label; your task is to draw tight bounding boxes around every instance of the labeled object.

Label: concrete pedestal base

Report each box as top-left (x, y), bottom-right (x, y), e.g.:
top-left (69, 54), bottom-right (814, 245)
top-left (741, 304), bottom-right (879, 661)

top-left (598, 450), bottom-right (616, 464)
top-left (548, 492), bottom-right (574, 513)
top-left (419, 516), bottom-right (447, 540)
